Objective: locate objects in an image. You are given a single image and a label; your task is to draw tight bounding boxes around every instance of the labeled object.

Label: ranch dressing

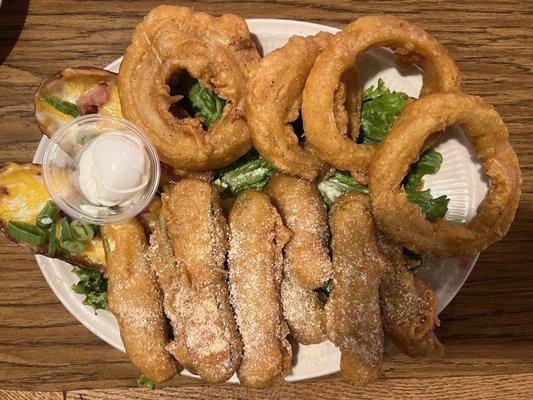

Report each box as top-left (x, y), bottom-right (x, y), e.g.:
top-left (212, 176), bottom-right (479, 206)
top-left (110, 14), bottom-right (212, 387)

top-left (76, 133), bottom-right (149, 207)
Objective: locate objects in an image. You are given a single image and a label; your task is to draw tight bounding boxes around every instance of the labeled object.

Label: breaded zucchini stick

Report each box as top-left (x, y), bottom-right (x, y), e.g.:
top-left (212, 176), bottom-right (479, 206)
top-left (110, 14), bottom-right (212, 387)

top-left (161, 178), bottom-right (242, 383)
top-left (101, 220), bottom-right (177, 383)
top-left (377, 236), bottom-right (444, 357)
top-left (327, 192), bottom-right (388, 386)
top-left (148, 223), bottom-right (196, 374)
top-left (228, 191), bottom-right (292, 388)
top-left (264, 174), bottom-right (330, 344)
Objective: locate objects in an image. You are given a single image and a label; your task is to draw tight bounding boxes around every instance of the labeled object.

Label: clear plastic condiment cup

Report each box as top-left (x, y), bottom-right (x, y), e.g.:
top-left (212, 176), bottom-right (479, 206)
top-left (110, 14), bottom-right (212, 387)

top-left (42, 114), bottom-right (160, 225)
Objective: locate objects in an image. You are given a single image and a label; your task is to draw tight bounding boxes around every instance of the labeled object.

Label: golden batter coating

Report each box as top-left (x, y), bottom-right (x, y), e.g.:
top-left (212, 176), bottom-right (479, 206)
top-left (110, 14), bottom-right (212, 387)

top-left (101, 220), bottom-right (178, 383)
top-left (118, 5), bottom-right (260, 171)
top-left (327, 192), bottom-right (388, 386)
top-left (228, 191), bottom-right (292, 388)
top-left (148, 223), bottom-right (196, 375)
top-left (161, 178), bottom-right (242, 383)
top-left (264, 174), bottom-right (330, 344)
top-left (377, 236), bottom-right (444, 357)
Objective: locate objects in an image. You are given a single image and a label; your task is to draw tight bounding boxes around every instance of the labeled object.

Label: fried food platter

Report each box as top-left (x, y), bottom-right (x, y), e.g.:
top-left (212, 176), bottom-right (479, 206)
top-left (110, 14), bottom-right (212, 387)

top-left (30, 18), bottom-right (490, 383)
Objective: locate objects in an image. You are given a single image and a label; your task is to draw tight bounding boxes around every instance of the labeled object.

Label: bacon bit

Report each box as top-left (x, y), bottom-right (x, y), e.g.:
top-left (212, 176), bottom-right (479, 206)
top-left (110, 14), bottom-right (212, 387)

top-left (0, 186), bottom-right (8, 196)
top-left (77, 82), bottom-right (110, 115)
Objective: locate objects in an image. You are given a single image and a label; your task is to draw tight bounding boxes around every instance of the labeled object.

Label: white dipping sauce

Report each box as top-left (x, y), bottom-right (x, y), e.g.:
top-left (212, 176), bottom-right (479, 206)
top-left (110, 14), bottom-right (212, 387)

top-left (77, 133), bottom-right (149, 207)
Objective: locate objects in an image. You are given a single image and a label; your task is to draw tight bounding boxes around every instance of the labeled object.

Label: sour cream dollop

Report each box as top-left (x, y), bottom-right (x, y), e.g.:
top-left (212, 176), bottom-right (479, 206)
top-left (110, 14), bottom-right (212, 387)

top-left (77, 133), bottom-right (150, 207)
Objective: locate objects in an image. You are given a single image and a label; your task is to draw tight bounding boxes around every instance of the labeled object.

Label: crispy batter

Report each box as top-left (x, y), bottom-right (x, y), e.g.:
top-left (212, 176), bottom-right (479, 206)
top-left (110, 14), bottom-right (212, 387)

top-left (228, 191), bottom-right (292, 388)
top-left (118, 5), bottom-right (260, 171)
top-left (302, 15), bottom-right (461, 183)
top-left (327, 192), bottom-right (388, 385)
top-left (161, 179), bottom-right (242, 383)
top-left (101, 220), bottom-right (178, 383)
top-left (247, 33), bottom-right (361, 180)
top-left (264, 174), bottom-right (332, 289)
top-left (369, 92), bottom-right (522, 256)
top-left (377, 236), bottom-right (444, 357)
top-left (148, 223), bottom-right (196, 375)
top-left (264, 174), bottom-right (331, 344)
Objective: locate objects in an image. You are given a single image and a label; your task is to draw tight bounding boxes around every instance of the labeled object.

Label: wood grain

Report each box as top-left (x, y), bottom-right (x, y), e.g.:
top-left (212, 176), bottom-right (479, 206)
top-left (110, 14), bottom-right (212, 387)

top-left (0, 0), bottom-right (532, 398)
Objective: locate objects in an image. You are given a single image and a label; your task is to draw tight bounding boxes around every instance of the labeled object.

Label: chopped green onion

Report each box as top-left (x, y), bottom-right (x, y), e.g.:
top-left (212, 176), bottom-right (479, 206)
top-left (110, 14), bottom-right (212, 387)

top-left (7, 221), bottom-right (46, 246)
top-left (36, 200), bottom-right (60, 230)
top-left (71, 266), bottom-right (108, 311)
top-left (137, 374), bottom-right (156, 390)
top-left (48, 223), bottom-right (59, 258)
top-left (60, 239), bottom-right (85, 255)
top-left (59, 217), bottom-right (72, 241)
top-left (70, 220), bottom-right (94, 242)
top-left (43, 96), bottom-right (81, 118)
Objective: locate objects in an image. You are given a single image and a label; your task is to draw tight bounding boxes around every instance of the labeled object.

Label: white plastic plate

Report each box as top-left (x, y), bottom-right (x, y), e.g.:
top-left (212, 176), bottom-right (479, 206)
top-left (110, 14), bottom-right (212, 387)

top-left (34, 19), bottom-right (488, 382)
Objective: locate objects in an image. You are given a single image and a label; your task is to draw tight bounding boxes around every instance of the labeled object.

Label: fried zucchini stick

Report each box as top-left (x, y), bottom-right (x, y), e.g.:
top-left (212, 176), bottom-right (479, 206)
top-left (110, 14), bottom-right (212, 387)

top-left (148, 223), bottom-right (196, 374)
top-left (228, 191), bottom-right (292, 388)
top-left (264, 174), bottom-right (330, 344)
top-left (101, 220), bottom-right (177, 383)
top-left (377, 237), bottom-right (444, 357)
top-left (327, 192), bottom-right (388, 386)
top-left (161, 179), bottom-right (242, 383)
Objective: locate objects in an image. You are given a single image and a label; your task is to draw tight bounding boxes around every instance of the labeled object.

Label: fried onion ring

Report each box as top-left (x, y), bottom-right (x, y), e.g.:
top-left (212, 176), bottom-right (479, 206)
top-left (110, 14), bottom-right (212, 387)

top-left (118, 5), bottom-right (260, 171)
top-left (246, 33), bottom-right (360, 180)
top-left (302, 15), bottom-right (461, 183)
top-left (370, 92), bottom-right (521, 256)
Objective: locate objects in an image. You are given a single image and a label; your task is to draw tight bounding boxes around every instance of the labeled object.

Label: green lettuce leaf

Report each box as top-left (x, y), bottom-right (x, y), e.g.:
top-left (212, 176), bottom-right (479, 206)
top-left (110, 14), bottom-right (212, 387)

top-left (403, 149), bottom-right (450, 221)
top-left (359, 78), bottom-right (409, 144)
top-left (214, 155), bottom-right (275, 195)
top-left (317, 172), bottom-right (368, 207)
top-left (404, 149), bottom-right (444, 191)
top-left (169, 71), bottom-right (225, 128)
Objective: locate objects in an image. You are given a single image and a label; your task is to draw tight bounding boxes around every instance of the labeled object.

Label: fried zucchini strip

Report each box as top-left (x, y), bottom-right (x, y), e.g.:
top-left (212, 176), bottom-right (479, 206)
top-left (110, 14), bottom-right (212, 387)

top-left (148, 223), bottom-right (197, 374)
top-left (161, 178), bottom-right (242, 383)
top-left (264, 174), bottom-right (330, 344)
top-left (101, 220), bottom-right (177, 383)
top-left (228, 191), bottom-right (292, 388)
top-left (327, 192), bottom-right (387, 386)
top-left (377, 236), bottom-right (444, 357)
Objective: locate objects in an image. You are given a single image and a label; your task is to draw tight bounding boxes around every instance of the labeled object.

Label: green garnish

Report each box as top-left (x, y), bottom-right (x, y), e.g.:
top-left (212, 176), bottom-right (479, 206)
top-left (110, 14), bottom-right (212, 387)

top-left (36, 200), bottom-right (60, 230)
top-left (404, 149), bottom-right (444, 191)
top-left (58, 217), bottom-right (85, 255)
top-left (43, 96), bottom-right (81, 118)
top-left (359, 78), bottom-right (409, 144)
top-left (61, 240), bottom-right (85, 255)
top-left (403, 149), bottom-right (450, 221)
top-left (314, 278), bottom-right (333, 303)
top-left (137, 374), bottom-right (156, 390)
top-left (70, 220), bottom-right (94, 242)
top-left (48, 223), bottom-right (59, 258)
top-left (59, 217), bottom-right (72, 241)
top-left (214, 156), bottom-right (276, 195)
top-left (317, 172), bottom-right (368, 207)
top-left (168, 71), bottom-right (225, 128)
top-left (406, 190), bottom-right (450, 222)
top-left (7, 221), bottom-right (46, 246)
top-left (71, 266), bottom-right (108, 311)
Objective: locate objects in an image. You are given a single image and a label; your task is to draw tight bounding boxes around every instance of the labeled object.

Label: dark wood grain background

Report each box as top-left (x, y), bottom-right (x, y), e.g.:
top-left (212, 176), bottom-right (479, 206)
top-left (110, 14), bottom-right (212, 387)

top-left (0, 0), bottom-right (532, 398)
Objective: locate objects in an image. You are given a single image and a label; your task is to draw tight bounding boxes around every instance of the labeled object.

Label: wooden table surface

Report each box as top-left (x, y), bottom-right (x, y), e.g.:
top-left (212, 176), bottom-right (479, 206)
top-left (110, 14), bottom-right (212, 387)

top-left (0, 0), bottom-right (532, 398)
